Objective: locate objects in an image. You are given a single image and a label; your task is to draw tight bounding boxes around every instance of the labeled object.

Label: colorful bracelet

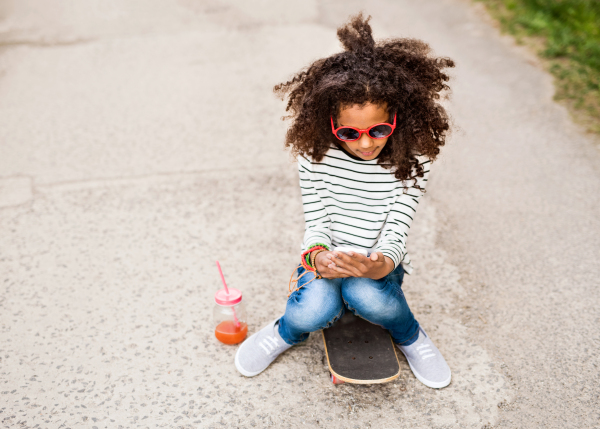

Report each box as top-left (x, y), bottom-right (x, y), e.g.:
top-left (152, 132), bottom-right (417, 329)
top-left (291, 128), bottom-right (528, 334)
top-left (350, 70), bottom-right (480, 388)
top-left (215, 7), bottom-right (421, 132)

top-left (301, 243), bottom-right (329, 271)
top-left (303, 243), bottom-right (330, 268)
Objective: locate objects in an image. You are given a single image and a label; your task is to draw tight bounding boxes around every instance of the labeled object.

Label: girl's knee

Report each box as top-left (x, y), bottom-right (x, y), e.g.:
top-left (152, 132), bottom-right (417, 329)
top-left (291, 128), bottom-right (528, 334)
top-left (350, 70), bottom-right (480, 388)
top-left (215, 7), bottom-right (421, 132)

top-left (288, 300), bottom-right (344, 333)
top-left (342, 278), bottom-right (405, 320)
top-left (286, 281), bottom-right (344, 333)
top-left (342, 277), bottom-right (390, 303)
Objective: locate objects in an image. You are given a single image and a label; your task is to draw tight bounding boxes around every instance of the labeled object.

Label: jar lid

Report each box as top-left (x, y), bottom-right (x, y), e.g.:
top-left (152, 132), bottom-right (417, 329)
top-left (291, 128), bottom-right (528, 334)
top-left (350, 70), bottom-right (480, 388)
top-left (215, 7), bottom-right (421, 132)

top-left (214, 287), bottom-right (242, 306)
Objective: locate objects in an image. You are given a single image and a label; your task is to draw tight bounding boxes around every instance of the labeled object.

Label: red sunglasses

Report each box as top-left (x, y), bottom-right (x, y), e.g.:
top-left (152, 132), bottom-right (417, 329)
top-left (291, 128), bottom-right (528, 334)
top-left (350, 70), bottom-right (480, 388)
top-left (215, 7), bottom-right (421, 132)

top-left (330, 113), bottom-right (397, 142)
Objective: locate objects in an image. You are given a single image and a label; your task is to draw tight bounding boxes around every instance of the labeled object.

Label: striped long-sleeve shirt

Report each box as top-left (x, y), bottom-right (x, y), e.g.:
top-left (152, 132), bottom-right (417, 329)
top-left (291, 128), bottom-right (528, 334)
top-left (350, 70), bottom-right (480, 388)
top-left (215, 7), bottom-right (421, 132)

top-left (298, 145), bottom-right (431, 274)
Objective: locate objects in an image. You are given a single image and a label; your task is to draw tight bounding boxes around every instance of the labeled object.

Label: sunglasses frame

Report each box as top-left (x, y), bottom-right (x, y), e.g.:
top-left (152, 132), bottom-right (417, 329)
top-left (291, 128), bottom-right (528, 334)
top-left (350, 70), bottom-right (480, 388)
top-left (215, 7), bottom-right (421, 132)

top-left (330, 113), bottom-right (397, 142)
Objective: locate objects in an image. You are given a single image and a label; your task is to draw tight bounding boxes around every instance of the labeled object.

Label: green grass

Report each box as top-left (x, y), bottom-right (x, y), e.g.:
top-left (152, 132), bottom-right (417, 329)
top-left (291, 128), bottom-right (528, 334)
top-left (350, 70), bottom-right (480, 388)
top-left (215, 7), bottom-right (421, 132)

top-left (476, 0), bottom-right (600, 133)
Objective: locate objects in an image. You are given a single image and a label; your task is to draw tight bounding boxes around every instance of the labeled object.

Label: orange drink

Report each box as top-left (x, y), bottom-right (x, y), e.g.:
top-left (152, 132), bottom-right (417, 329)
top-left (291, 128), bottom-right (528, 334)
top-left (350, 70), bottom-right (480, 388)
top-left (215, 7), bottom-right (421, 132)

top-left (215, 320), bottom-right (248, 344)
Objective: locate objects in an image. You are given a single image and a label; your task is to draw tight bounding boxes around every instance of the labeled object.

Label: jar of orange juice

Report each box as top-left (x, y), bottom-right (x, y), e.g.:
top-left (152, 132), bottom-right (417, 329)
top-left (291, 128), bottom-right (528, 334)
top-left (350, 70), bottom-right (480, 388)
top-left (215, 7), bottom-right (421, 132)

top-left (213, 286), bottom-right (248, 345)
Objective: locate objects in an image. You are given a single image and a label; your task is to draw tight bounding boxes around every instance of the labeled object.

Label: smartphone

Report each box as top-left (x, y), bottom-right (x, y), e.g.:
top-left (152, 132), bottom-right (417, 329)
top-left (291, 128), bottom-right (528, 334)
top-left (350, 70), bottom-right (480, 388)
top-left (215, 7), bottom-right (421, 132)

top-left (333, 246), bottom-right (369, 257)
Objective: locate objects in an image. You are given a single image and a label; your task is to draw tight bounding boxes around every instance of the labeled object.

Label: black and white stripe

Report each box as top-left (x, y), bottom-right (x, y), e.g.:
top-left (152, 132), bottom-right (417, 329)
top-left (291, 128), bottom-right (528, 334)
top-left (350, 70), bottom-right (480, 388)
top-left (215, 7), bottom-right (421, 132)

top-left (299, 146), bottom-right (430, 274)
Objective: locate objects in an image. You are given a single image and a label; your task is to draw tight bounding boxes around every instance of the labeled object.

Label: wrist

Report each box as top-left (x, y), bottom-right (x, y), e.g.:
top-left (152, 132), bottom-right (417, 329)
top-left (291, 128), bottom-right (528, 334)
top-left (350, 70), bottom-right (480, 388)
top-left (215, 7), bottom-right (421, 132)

top-left (310, 248), bottom-right (326, 271)
top-left (313, 250), bottom-right (329, 268)
top-left (370, 255), bottom-right (395, 279)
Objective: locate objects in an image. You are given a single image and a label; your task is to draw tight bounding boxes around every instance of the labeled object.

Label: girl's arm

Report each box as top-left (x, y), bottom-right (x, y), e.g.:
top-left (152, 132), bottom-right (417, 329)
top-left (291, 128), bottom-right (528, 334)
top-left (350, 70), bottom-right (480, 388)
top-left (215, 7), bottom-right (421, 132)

top-left (298, 155), bottom-right (333, 251)
top-left (375, 157), bottom-right (431, 269)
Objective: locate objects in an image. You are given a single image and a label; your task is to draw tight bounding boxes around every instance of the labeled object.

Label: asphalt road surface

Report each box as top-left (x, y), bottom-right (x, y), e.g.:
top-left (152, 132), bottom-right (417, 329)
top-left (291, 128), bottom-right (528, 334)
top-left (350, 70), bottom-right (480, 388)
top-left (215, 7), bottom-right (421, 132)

top-left (1, 0), bottom-right (599, 428)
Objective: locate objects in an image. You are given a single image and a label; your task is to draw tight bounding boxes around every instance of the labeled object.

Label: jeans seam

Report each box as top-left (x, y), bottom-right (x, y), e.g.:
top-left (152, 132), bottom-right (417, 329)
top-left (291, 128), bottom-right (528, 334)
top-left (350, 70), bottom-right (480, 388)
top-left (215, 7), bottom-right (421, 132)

top-left (323, 306), bottom-right (345, 329)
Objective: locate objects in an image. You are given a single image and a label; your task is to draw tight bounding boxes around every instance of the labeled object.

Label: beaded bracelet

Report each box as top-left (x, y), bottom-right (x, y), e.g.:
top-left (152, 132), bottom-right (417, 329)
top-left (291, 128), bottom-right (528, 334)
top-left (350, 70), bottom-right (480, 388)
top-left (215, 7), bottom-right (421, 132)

top-left (289, 244), bottom-right (330, 297)
top-left (303, 243), bottom-right (330, 268)
top-left (300, 244), bottom-right (329, 271)
top-left (310, 248), bottom-right (327, 272)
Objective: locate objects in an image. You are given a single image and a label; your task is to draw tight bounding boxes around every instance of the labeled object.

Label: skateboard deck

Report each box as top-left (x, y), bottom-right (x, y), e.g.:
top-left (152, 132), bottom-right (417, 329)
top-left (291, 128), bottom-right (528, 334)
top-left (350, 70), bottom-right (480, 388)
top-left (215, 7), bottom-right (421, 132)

top-left (322, 311), bottom-right (401, 384)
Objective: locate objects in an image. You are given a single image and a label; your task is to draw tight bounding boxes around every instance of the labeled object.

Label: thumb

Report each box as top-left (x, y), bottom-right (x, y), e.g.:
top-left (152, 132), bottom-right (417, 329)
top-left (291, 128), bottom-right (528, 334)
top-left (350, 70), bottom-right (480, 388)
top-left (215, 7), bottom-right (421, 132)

top-left (370, 252), bottom-right (379, 262)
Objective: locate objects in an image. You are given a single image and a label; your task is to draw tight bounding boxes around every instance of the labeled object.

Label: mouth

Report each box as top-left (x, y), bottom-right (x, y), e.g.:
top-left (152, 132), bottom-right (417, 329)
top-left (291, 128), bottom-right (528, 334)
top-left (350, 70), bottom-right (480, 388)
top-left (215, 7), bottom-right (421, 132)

top-left (359, 150), bottom-right (376, 157)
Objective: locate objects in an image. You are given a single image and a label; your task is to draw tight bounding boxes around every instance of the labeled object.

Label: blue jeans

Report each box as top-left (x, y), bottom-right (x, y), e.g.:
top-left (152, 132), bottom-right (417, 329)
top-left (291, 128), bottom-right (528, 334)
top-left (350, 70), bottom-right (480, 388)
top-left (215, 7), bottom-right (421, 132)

top-left (278, 264), bottom-right (420, 346)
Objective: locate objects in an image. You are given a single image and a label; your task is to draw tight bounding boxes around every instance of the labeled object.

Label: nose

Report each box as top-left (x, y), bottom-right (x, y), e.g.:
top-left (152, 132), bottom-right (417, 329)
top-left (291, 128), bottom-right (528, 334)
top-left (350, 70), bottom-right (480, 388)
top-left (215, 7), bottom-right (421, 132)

top-left (358, 133), bottom-right (373, 148)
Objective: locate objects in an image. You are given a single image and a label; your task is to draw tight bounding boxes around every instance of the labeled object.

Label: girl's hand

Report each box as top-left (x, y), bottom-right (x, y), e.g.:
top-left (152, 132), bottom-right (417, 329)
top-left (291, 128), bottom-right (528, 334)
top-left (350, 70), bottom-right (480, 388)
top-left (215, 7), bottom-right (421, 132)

top-left (320, 250), bottom-right (395, 280)
top-left (313, 251), bottom-right (352, 279)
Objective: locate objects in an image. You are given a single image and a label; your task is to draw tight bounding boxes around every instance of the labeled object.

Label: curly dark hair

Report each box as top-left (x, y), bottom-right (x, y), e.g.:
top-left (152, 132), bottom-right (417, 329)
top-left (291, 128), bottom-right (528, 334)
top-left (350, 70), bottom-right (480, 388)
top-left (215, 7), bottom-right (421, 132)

top-left (274, 13), bottom-right (454, 182)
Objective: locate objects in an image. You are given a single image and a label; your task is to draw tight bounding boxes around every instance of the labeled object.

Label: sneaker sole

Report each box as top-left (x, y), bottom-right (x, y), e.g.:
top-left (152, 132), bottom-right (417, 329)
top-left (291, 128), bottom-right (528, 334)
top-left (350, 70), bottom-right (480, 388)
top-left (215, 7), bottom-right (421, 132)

top-left (399, 349), bottom-right (452, 389)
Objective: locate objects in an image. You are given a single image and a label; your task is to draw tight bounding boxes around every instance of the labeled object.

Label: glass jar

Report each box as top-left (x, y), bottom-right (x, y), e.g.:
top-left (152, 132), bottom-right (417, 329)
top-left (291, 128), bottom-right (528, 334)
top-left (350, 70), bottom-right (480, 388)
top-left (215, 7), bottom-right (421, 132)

top-left (213, 287), bottom-right (247, 345)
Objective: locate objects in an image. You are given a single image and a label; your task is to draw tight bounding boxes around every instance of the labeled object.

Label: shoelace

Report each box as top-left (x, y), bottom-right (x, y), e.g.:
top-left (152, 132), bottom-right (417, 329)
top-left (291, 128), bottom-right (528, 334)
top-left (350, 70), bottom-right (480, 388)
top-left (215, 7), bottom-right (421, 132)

top-left (258, 335), bottom-right (280, 355)
top-left (416, 342), bottom-right (436, 360)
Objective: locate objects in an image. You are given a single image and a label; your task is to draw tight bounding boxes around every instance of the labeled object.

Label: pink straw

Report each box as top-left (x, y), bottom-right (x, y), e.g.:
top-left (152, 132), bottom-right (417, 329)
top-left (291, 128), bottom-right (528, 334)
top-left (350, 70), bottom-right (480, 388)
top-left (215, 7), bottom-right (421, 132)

top-left (216, 261), bottom-right (229, 294)
top-left (215, 261), bottom-right (240, 328)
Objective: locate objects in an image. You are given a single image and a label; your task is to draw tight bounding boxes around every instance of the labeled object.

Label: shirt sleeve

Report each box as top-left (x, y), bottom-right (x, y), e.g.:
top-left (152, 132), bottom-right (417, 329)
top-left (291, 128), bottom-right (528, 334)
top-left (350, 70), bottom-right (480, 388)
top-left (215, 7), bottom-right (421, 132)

top-left (374, 157), bottom-right (431, 269)
top-left (298, 155), bottom-right (333, 251)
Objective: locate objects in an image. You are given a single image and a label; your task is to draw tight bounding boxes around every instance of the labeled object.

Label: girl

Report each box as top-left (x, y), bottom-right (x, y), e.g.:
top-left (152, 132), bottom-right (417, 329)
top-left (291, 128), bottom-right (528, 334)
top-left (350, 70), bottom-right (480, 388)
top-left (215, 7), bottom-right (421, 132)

top-left (235, 14), bottom-right (454, 389)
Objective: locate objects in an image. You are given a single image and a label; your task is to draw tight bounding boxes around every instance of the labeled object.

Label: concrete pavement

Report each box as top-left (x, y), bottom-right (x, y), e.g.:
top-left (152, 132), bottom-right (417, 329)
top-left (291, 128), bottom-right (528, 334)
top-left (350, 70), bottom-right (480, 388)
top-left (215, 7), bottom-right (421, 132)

top-left (1, 0), bottom-right (599, 428)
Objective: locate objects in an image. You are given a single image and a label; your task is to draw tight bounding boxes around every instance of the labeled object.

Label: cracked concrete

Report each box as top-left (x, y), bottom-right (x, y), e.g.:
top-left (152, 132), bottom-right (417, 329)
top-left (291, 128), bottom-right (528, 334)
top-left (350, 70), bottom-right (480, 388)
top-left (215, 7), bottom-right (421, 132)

top-left (1, 0), bottom-right (599, 428)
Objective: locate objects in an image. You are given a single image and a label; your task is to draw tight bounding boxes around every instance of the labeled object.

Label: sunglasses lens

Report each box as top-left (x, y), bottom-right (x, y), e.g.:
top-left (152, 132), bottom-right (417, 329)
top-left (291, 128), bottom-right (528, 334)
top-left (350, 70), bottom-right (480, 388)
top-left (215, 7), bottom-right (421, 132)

top-left (368, 124), bottom-right (393, 138)
top-left (336, 128), bottom-right (360, 141)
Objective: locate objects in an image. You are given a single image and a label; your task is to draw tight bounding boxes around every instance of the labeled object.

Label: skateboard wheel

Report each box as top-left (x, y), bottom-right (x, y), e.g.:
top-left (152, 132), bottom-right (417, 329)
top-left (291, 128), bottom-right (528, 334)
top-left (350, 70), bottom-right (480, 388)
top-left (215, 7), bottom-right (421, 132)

top-left (330, 373), bottom-right (345, 385)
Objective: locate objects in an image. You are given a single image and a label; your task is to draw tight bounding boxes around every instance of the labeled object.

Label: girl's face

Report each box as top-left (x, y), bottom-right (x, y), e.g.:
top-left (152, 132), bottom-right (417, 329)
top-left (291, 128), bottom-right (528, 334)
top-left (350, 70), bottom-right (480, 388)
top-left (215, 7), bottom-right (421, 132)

top-left (335, 103), bottom-right (391, 161)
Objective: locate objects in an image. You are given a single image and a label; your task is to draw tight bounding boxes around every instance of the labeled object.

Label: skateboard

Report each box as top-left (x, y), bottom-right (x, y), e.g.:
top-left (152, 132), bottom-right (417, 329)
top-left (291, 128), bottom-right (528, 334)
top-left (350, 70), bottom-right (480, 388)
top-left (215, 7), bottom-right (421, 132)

top-left (322, 311), bottom-right (401, 384)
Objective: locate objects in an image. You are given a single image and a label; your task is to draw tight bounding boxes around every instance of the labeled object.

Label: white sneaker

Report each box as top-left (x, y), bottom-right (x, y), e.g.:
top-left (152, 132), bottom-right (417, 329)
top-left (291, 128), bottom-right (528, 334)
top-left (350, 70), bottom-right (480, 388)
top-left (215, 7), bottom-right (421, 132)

top-left (397, 327), bottom-right (451, 388)
top-left (234, 319), bottom-right (292, 377)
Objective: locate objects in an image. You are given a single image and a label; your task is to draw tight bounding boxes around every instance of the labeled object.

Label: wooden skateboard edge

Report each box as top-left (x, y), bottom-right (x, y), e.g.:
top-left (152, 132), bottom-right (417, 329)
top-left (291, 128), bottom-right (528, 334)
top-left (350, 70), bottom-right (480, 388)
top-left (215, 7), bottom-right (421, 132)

top-left (321, 330), bottom-right (402, 384)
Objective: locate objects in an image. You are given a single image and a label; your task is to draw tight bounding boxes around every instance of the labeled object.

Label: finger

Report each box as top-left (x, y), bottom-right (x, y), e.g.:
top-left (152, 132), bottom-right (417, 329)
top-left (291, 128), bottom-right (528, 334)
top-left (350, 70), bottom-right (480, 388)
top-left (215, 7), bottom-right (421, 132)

top-left (316, 256), bottom-right (344, 278)
top-left (331, 252), bottom-right (363, 271)
top-left (322, 272), bottom-right (350, 279)
top-left (316, 263), bottom-right (334, 277)
top-left (331, 254), bottom-right (368, 277)
top-left (331, 251), bottom-right (353, 263)
top-left (370, 252), bottom-right (385, 262)
top-left (328, 263), bottom-right (358, 278)
top-left (344, 252), bottom-right (370, 269)
top-left (315, 252), bottom-right (334, 272)
top-left (347, 251), bottom-right (368, 261)
top-left (319, 264), bottom-right (349, 279)
top-left (327, 259), bottom-right (360, 277)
